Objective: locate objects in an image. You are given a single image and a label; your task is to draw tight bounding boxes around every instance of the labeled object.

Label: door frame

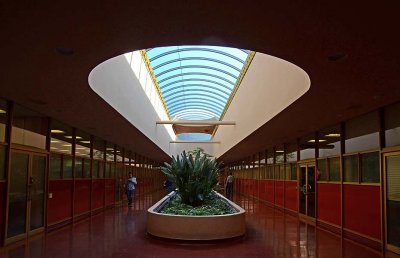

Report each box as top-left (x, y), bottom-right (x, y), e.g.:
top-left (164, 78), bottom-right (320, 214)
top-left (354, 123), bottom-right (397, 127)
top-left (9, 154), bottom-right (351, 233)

top-left (383, 150), bottom-right (400, 255)
top-left (297, 160), bottom-right (316, 222)
top-left (4, 147), bottom-right (48, 245)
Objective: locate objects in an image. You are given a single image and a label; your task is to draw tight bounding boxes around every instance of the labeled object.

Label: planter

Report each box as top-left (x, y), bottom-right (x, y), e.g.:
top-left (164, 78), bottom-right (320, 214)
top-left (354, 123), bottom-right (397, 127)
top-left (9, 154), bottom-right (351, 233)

top-left (147, 191), bottom-right (246, 240)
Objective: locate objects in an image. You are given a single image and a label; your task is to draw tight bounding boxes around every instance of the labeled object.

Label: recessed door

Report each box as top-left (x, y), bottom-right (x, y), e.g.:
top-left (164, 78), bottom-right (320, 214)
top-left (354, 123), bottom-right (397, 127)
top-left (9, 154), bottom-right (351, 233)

top-left (384, 152), bottom-right (400, 254)
top-left (298, 163), bottom-right (316, 219)
top-left (5, 150), bottom-right (46, 244)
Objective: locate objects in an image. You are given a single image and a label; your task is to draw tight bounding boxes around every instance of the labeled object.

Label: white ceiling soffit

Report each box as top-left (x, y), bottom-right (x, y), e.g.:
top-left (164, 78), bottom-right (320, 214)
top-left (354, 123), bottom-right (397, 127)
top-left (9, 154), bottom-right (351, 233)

top-left (213, 52), bottom-right (310, 158)
top-left (88, 51), bottom-right (310, 157)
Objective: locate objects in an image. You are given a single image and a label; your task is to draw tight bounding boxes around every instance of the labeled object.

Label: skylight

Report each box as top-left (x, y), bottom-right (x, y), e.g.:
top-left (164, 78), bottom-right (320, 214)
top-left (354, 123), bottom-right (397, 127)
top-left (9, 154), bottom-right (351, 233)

top-left (145, 46), bottom-right (251, 121)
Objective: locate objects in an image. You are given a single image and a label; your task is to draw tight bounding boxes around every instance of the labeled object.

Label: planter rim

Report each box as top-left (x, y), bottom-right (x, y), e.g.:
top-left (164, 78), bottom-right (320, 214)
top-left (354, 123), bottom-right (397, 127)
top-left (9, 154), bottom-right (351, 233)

top-left (147, 191), bottom-right (245, 217)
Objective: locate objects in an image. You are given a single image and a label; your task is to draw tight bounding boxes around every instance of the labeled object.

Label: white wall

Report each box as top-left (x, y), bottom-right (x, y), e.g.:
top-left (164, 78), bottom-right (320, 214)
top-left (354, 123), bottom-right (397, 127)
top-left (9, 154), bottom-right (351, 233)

top-left (213, 53), bottom-right (310, 157)
top-left (88, 51), bottom-right (310, 158)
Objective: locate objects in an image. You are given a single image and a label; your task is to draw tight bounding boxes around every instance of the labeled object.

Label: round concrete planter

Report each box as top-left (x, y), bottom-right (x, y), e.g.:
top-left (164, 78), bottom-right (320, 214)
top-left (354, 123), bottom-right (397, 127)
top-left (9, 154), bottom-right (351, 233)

top-left (147, 191), bottom-right (246, 240)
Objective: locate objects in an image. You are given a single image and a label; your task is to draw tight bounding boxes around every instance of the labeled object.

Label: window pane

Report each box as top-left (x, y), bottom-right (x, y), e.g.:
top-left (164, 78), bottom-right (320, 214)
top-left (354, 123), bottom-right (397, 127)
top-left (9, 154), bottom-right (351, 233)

top-left (385, 102), bottom-right (400, 148)
top-left (92, 160), bottom-right (98, 178)
top-left (49, 154), bottom-right (61, 179)
top-left (75, 157), bottom-right (83, 178)
top-left (99, 161), bottom-right (104, 178)
top-left (317, 159), bottom-right (328, 181)
top-left (291, 164), bottom-right (297, 180)
top-left (344, 155), bottom-right (358, 182)
top-left (386, 155), bottom-right (400, 247)
top-left (345, 111), bottom-right (379, 153)
top-left (63, 155), bottom-right (73, 179)
top-left (12, 105), bottom-right (48, 149)
top-left (0, 145), bottom-right (5, 180)
top-left (50, 120), bottom-right (72, 155)
top-left (285, 164), bottom-right (290, 180)
top-left (329, 157), bottom-right (341, 182)
top-left (361, 152), bottom-right (380, 183)
top-left (84, 159), bottom-right (91, 178)
top-left (0, 100), bottom-right (7, 143)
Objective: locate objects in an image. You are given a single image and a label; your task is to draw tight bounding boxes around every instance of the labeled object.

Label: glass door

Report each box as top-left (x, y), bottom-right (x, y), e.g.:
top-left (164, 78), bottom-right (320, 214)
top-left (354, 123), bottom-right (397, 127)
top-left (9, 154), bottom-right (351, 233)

top-left (6, 150), bottom-right (46, 244)
top-left (298, 163), bottom-right (316, 219)
top-left (385, 152), bottom-right (400, 254)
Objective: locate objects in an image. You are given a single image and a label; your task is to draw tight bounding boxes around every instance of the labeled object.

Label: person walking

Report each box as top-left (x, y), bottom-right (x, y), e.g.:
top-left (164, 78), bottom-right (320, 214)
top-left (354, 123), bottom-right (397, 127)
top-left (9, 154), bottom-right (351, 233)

top-left (225, 172), bottom-right (234, 200)
top-left (126, 173), bottom-right (137, 207)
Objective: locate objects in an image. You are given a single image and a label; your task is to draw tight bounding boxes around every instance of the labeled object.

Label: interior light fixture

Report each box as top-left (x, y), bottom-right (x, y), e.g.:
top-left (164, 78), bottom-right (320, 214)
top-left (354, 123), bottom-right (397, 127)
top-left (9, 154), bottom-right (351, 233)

top-left (65, 136), bottom-right (82, 139)
top-left (0, 109), bottom-right (6, 114)
top-left (59, 149), bottom-right (70, 152)
top-left (51, 129), bottom-right (65, 133)
top-left (62, 144), bottom-right (71, 147)
top-left (308, 139), bottom-right (327, 143)
top-left (50, 147), bottom-right (58, 149)
top-left (51, 140), bottom-right (60, 143)
top-left (325, 133), bottom-right (341, 137)
top-left (75, 147), bottom-right (86, 150)
top-left (80, 140), bottom-right (91, 144)
top-left (275, 150), bottom-right (284, 153)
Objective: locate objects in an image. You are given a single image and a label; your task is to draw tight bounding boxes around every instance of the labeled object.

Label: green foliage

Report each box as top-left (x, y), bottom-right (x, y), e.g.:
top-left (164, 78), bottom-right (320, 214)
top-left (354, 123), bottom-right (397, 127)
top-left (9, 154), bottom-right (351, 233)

top-left (161, 150), bottom-right (220, 206)
top-left (161, 193), bottom-right (235, 215)
top-left (187, 147), bottom-right (212, 158)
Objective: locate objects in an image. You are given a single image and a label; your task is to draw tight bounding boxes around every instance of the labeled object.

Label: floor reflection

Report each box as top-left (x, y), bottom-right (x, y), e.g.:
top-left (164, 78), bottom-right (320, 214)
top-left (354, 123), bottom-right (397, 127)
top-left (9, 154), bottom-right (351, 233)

top-left (0, 191), bottom-right (397, 258)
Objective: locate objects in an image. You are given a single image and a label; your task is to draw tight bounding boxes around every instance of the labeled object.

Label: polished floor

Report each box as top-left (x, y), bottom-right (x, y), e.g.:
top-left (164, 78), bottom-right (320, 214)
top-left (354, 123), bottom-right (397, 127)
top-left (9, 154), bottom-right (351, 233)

top-left (0, 191), bottom-right (397, 258)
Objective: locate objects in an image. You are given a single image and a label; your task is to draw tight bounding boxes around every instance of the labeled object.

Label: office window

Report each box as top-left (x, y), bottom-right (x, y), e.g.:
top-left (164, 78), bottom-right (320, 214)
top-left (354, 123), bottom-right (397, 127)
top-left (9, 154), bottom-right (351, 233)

top-left (12, 104), bottom-right (48, 149)
top-left (317, 159), bottom-right (328, 181)
top-left (385, 102), bottom-right (400, 147)
top-left (75, 157), bottom-right (83, 178)
top-left (63, 155), bottom-right (73, 179)
top-left (361, 152), bottom-right (380, 183)
top-left (329, 157), bottom-right (341, 182)
top-left (290, 163), bottom-right (297, 180)
top-left (50, 154), bottom-right (62, 179)
top-left (344, 155), bottom-right (358, 182)
top-left (285, 164), bottom-right (291, 180)
top-left (319, 126), bottom-right (341, 157)
top-left (98, 161), bottom-right (104, 178)
top-left (92, 160), bottom-right (98, 178)
top-left (0, 99), bottom-right (7, 143)
top-left (50, 120), bottom-right (72, 155)
top-left (0, 145), bottom-right (6, 180)
top-left (84, 159), bottom-right (91, 178)
top-left (345, 111), bottom-right (379, 153)
top-left (75, 130), bottom-right (91, 158)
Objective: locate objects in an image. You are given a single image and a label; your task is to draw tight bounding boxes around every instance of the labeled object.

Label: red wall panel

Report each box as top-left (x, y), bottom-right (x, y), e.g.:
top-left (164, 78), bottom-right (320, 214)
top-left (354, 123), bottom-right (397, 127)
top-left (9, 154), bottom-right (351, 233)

top-left (47, 180), bottom-right (73, 224)
top-left (266, 180), bottom-right (275, 204)
top-left (259, 180), bottom-right (267, 201)
top-left (275, 181), bottom-right (284, 207)
top-left (285, 181), bottom-right (298, 211)
top-left (91, 180), bottom-right (105, 209)
top-left (105, 179), bottom-right (115, 206)
top-left (0, 181), bottom-right (5, 244)
top-left (317, 183), bottom-right (341, 226)
top-left (74, 180), bottom-right (91, 215)
top-left (344, 184), bottom-right (381, 239)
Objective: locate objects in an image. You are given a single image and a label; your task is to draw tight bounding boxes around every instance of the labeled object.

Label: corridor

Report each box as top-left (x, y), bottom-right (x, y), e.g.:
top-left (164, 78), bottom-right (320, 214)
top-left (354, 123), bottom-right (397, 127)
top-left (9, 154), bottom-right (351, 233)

top-left (0, 192), bottom-right (389, 258)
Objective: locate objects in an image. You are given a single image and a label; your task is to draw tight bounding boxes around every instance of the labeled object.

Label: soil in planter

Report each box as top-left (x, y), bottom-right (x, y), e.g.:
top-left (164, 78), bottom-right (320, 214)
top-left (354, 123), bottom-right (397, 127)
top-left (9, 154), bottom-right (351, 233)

top-left (160, 193), bottom-right (236, 216)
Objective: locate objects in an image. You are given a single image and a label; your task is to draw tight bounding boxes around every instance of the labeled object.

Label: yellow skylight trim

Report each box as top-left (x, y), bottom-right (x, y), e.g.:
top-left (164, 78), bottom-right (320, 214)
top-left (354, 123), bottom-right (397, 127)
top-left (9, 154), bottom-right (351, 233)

top-left (140, 50), bottom-right (172, 120)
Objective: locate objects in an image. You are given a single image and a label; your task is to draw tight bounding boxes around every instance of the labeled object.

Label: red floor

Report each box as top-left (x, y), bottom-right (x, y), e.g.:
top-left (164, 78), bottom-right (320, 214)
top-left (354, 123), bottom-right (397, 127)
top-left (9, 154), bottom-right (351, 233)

top-left (0, 192), bottom-right (396, 258)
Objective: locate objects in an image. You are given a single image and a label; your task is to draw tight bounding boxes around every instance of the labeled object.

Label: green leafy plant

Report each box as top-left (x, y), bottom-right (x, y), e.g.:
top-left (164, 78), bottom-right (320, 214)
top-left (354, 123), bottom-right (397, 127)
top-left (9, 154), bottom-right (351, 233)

top-left (161, 150), bottom-right (220, 206)
top-left (161, 193), bottom-right (235, 215)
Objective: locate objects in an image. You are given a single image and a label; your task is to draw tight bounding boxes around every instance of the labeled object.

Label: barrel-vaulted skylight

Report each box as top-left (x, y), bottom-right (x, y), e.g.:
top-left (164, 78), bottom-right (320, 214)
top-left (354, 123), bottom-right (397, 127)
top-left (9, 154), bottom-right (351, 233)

top-left (144, 46), bottom-right (253, 121)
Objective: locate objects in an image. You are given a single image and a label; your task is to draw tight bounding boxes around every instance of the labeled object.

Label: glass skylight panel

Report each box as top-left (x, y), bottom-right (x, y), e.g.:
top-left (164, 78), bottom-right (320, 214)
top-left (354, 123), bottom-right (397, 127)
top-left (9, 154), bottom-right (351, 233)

top-left (145, 45), bottom-right (250, 139)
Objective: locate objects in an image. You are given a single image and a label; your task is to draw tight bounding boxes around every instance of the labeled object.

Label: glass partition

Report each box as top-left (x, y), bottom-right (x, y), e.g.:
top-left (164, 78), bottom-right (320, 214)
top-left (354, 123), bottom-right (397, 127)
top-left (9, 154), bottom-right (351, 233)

top-left (11, 105), bottom-right (48, 149)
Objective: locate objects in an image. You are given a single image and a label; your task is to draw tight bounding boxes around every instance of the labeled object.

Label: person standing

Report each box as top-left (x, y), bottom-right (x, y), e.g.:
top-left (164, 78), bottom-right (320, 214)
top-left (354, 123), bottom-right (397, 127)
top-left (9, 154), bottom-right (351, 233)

top-left (126, 173), bottom-right (137, 207)
top-left (225, 172), bottom-right (234, 200)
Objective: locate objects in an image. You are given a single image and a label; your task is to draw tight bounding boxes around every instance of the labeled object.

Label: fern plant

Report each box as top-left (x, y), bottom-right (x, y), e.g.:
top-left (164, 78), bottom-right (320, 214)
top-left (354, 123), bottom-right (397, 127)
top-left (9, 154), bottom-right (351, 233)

top-left (161, 150), bottom-right (220, 206)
